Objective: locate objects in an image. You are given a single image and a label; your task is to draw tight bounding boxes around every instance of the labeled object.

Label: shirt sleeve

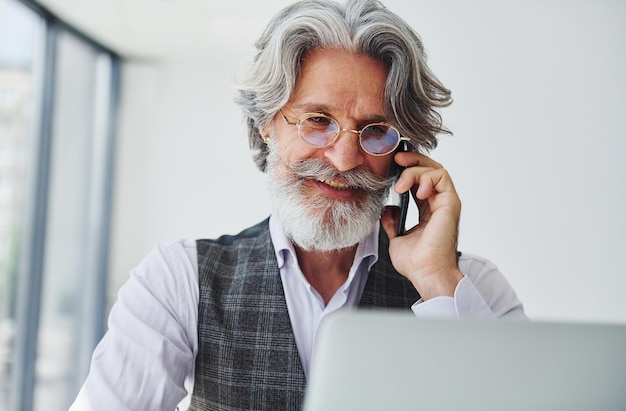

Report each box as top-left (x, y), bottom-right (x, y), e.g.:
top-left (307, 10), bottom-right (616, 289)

top-left (69, 240), bottom-right (199, 411)
top-left (411, 253), bottom-right (526, 319)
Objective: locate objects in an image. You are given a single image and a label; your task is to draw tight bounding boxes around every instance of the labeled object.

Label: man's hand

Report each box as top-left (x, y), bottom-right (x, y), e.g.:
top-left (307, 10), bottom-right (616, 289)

top-left (381, 151), bottom-right (463, 300)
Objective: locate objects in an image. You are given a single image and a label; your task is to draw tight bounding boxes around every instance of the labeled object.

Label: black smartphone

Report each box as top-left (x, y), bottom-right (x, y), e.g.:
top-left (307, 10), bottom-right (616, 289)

top-left (392, 140), bottom-right (411, 236)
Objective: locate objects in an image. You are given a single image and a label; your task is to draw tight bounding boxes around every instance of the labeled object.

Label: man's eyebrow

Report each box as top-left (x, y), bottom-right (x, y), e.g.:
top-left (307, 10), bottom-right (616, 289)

top-left (291, 102), bottom-right (333, 113)
top-left (290, 103), bottom-right (388, 123)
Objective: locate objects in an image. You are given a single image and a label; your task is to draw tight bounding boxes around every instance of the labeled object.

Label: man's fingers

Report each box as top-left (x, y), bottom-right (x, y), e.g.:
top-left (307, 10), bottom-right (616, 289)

top-left (393, 151), bottom-right (443, 169)
top-left (395, 167), bottom-right (456, 199)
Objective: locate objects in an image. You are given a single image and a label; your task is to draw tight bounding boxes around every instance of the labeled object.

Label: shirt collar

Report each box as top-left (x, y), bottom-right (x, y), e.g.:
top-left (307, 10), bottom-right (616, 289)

top-left (268, 214), bottom-right (380, 273)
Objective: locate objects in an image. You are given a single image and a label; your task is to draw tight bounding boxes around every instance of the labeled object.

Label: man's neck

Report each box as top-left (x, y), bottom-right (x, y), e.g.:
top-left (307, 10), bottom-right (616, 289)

top-left (294, 244), bottom-right (358, 306)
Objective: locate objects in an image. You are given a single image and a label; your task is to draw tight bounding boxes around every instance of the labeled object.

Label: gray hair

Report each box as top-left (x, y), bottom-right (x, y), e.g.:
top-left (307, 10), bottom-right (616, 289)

top-left (235, 0), bottom-right (452, 171)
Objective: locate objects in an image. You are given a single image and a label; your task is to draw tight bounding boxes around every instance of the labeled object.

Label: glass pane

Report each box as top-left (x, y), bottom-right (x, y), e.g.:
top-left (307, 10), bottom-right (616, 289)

top-left (33, 29), bottom-right (112, 410)
top-left (0, 0), bottom-right (43, 409)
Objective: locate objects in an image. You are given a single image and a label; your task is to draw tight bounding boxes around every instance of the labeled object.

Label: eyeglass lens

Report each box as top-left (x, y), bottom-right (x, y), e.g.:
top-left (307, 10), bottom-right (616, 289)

top-left (298, 115), bottom-right (400, 155)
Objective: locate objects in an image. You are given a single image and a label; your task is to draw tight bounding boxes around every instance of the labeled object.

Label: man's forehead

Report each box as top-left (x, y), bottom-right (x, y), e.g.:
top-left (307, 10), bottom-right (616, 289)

top-left (287, 49), bottom-right (389, 120)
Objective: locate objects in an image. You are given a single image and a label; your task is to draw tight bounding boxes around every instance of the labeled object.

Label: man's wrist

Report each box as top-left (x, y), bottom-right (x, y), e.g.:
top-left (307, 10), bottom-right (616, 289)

top-left (410, 268), bottom-right (463, 301)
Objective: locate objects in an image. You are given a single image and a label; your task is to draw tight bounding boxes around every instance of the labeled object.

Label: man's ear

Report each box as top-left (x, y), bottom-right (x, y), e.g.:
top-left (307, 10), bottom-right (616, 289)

top-left (259, 124), bottom-right (272, 144)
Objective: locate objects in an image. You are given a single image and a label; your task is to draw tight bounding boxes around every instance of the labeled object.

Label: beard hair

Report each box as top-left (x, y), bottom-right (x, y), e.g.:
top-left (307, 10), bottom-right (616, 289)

top-left (265, 139), bottom-right (395, 252)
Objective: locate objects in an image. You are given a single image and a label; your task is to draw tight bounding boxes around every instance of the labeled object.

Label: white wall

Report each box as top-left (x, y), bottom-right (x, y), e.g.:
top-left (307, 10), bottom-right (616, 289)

top-left (109, 0), bottom-right (626, 323)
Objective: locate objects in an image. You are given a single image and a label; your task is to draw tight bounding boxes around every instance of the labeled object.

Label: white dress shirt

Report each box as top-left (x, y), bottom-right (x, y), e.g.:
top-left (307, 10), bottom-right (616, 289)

top-left (70, 216), bottom-right (525, 410)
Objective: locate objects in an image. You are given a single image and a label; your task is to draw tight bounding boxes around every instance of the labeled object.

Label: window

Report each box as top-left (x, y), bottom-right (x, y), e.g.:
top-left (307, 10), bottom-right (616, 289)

top-left (0, 1), bottom-right (119, 410)
top-left (0, 0), bottom-right (43, 408)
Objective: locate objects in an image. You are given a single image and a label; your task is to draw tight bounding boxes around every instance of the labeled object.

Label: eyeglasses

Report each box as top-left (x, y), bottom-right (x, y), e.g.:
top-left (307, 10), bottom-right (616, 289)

top-left (279, 110), bottom-right (410, 156)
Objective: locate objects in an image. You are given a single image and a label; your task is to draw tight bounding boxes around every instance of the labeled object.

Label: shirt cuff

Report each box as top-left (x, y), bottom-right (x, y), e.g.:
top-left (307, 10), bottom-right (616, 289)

top-left (411, 296), bottom-right (457, 318)
top-left (411, 276), bottom-right (496, 319)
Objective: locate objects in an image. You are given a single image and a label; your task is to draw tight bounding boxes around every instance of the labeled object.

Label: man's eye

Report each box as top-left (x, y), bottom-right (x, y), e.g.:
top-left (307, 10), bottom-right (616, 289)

top-left (363, 124), bottom-right (389, 137)
top-left (302, 116), bottom-right (332, 128)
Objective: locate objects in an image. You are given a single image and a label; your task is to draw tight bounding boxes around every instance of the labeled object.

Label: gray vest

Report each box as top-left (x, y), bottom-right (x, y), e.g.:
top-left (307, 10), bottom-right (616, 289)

top-left (189, 219), bottom-right (419, 410)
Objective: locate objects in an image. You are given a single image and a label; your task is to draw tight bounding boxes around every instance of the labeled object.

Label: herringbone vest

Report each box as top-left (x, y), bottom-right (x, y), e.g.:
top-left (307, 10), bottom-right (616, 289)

top-left (189, 219), bottom-right (419, 410)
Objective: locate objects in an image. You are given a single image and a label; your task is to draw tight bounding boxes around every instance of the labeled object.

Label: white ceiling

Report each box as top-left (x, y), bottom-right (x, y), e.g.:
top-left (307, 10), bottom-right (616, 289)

top-left (35, 0), bottom-right (295, 61)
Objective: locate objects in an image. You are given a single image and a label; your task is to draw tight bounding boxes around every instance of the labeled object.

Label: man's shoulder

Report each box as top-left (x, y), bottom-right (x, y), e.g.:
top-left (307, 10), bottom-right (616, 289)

top-left (197, 218), bottom-right (270, 247)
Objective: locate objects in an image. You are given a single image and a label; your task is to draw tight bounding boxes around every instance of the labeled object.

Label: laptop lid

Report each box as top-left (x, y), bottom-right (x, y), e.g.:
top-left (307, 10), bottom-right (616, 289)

top-left (303, 310), bottom-right (626, 411)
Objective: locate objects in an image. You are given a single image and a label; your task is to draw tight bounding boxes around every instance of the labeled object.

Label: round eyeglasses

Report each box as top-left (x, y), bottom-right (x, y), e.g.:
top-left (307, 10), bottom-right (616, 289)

top-left (279, 110), bottom-right (410, 156)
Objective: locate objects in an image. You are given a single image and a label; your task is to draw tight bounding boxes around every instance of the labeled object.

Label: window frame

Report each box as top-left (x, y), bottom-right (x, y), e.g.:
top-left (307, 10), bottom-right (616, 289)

top-left (7, 1), bottom-right (120, 409)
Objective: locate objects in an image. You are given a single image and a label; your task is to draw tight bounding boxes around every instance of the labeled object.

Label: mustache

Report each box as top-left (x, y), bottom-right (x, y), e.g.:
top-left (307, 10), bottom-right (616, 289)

top-left (282, 158), bottom-right (395, 193)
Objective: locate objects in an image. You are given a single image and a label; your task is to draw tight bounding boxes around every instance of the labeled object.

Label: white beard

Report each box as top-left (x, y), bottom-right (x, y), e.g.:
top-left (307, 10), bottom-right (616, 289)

top-left (265, 139), bottom-right (394, 252)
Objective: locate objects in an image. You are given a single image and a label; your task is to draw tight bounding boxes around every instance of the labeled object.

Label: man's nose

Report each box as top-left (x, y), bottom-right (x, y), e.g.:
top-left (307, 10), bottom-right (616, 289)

top-left (322, 129), bottom-right (364, 172)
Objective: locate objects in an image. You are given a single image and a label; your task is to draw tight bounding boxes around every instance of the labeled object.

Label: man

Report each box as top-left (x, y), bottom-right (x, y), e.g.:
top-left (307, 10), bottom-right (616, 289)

top-left (71, 0), bottom-right (525, 409)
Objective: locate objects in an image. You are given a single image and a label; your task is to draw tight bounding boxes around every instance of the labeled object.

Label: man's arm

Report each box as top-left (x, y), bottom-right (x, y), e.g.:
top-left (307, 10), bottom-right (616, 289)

top-left (411, 253), bottom-right (526, 319)
top-left (381, 152), bottom-right (524, 318)
top-left (70, 241), bottom-right (199, 410)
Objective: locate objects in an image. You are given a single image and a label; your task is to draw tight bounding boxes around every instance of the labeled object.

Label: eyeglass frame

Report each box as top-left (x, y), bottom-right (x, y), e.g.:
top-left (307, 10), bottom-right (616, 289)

top-left (278, 109), bottom-right (410, 157)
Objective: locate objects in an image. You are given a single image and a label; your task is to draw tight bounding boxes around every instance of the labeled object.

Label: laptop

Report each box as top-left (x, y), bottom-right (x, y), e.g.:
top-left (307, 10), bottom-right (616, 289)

top-left (303, 310), bottom-right (626, 411)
